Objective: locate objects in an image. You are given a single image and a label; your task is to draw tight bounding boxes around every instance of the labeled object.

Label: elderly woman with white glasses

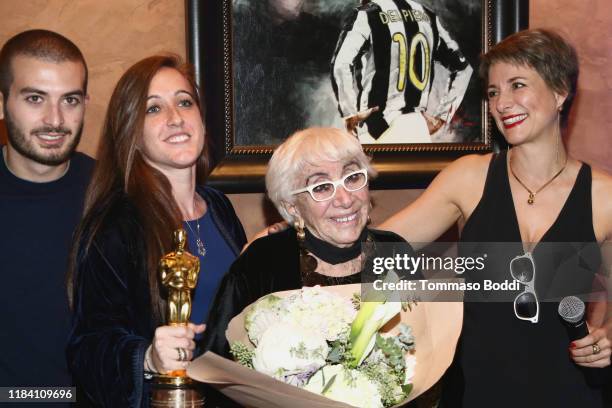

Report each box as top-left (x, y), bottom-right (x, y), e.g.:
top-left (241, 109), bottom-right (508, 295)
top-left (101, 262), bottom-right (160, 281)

top-left (201, 127), bottom-right (417, 357)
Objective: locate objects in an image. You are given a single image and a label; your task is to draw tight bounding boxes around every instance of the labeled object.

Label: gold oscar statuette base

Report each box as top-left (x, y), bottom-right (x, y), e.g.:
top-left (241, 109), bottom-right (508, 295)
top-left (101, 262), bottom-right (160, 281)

top-left (150, 374), bottom-right (204, 408)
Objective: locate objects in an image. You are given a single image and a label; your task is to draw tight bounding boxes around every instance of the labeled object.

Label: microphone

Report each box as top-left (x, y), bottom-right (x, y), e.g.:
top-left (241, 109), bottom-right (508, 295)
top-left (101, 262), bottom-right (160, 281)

top-left (558, 296), bottom-right (589, 341)
top-left (558, 296), bottom-right (609, 387)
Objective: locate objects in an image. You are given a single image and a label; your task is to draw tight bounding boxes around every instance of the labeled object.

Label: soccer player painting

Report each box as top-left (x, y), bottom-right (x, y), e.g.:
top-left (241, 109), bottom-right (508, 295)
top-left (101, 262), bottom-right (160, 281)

top-left (331, 0), bottom-right (473, 144)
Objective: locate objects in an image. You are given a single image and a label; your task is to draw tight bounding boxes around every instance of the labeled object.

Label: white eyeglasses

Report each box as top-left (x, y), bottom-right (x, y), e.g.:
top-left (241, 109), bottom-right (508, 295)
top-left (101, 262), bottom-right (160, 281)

top-left (510, 252), bottom-right (539, 323)
top-left (290, 168), bottom-right (368, 202)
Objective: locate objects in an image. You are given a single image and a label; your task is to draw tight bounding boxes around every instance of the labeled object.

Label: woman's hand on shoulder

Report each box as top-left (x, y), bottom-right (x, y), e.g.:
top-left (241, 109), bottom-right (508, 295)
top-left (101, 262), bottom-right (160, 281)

top-left (147, 323), bottom-right (206, 373)
top-left (379, 153), bottom-right (491, 245)
top-left (241, 221), bottom-right (289, 253)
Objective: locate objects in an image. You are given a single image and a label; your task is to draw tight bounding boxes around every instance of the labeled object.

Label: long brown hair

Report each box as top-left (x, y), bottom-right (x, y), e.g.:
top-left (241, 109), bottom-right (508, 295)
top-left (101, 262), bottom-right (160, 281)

top-left (67, 55), bottom-right (208, 323)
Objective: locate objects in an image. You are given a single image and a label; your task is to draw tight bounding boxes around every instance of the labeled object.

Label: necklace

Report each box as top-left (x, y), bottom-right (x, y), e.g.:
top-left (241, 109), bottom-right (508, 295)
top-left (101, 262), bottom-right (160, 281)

top-left (295, 223), bottom-right (373, 286)
top-left (184, 196), bottom-right (206, 256)
top-left (509, 150), bottom-right (567, 205)
top-left (185, 218), bottom-right (206, 257)
top-left (304, 228), bottom-right (367, 265)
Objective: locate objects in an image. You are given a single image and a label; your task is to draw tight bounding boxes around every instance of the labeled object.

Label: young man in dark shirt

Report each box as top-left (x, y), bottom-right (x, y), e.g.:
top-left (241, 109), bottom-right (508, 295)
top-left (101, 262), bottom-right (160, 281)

top-left (0, 30), bottom-right (94, 403)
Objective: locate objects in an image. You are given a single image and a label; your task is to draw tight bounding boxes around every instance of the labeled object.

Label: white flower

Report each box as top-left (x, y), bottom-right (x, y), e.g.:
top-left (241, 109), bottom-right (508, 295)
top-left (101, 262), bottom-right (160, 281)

top-left (283, 286), bottom-right (357, 342)
top-left (252, 322), bottom-right (329, 379)
top-left (350, 301), bottom-right (402, 366)
top-left (304, 365), bottom-right (383, 408)
top-left (245, 287), bottom-right (356, 346)
top-left (245, 294), bottom-right (284, 346)
top-left (404, 354), bottom-right (417, 384)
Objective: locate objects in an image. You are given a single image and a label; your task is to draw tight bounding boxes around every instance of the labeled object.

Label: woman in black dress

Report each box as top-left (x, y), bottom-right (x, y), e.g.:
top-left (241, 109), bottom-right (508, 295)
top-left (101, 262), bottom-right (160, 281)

top-left (382, 29), bottom-right (611, 407)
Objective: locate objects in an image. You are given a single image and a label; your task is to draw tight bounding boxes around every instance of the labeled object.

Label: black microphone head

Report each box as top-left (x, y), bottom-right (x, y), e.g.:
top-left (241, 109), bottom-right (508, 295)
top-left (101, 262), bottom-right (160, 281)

top-left (558, 296), bottom-right (585, 324)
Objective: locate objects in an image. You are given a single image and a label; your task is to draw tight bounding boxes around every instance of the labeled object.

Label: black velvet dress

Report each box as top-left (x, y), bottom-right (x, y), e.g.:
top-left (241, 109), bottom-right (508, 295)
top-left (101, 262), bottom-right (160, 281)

top-left (441, 151), bottom-right (608, 407)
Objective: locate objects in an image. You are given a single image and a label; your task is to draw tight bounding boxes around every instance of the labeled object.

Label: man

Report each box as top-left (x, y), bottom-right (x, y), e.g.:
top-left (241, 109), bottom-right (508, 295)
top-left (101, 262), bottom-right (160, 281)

top-left (331, 0), bottom-right (473, 143)
top-left (0, 30), bottom-right (93, 399)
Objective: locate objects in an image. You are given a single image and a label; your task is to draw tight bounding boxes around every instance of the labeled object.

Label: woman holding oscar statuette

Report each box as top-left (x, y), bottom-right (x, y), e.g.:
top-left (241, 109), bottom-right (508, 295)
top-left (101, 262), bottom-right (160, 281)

top-left (67, 55), bottom-right (246, 407)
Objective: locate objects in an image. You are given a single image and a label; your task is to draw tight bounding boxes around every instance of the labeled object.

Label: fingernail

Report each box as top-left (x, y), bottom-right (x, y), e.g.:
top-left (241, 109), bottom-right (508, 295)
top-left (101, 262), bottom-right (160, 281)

top-left (570, 342), bottom-right (576, 349)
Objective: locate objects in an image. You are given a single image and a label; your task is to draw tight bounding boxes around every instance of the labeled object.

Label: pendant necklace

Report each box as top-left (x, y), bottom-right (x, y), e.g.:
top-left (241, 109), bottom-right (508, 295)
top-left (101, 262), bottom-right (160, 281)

top-left (509, 150), bottom-right (567, 205)
top-left (185, 196), bottom-right (206, 256)
top-left (185, 219), bottom-right (206, 256)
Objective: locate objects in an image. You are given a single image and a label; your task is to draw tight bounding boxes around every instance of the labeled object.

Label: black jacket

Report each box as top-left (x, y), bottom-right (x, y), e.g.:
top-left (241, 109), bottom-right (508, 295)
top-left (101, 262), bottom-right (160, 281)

top-left (67, 186), bottom-right (246, 408)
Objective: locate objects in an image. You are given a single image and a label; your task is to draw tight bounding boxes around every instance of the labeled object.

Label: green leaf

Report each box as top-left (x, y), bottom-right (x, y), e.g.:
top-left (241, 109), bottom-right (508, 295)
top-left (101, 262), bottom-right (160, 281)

top-left (401, 383), bottom-right (413, 396)
top-left (327, 345), bottom-right (343, 364)
top-left (321, 373), bottom-right (338, 395)
top-left (229, 341), bottom-right (254, 368)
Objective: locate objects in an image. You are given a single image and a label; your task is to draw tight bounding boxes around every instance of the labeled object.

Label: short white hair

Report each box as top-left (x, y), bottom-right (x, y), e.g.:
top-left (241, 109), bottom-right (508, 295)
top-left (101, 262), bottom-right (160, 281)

top-left (265, 127), bottom-right (376, 223)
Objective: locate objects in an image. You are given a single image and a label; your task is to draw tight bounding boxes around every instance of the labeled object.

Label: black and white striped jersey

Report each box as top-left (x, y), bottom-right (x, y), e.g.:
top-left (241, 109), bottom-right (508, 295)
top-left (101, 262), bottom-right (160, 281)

top-left (331, 0), bottom-right (472, 139)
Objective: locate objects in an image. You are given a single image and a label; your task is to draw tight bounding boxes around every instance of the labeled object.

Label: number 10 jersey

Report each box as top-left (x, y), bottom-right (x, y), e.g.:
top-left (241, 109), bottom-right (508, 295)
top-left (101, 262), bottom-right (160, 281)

top-left (331, 0), bottom-right (472, 140)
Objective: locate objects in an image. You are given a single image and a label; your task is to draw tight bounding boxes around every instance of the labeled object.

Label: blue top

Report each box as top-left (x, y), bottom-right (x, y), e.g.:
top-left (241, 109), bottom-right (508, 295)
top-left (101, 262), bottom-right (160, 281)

top-left (0, 151), bottom-right (94, 392)
top-left (184, 210), bottom-right (236, 338)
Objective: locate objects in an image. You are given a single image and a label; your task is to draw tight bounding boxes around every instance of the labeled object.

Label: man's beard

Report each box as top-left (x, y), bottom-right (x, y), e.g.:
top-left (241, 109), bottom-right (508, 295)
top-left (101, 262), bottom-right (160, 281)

top-left (3, 106), bottom-right (82, 166)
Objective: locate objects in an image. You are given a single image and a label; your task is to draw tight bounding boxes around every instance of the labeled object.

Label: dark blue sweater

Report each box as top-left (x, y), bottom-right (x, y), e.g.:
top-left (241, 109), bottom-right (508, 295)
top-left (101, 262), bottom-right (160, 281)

top-left (0, 151), bottom-right (93, 392)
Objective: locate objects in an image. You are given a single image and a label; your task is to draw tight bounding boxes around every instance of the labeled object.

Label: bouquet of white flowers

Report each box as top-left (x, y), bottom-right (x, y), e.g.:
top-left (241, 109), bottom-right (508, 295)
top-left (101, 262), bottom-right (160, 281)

top-left (230, 286), bottom-right (415, 408)
top-left (188, 284), bottom-right (462, 408)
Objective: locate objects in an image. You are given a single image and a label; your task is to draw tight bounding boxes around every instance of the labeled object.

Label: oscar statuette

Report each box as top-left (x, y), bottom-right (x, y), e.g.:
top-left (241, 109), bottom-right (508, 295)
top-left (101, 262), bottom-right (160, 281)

top-left (150, 229), bottom-right (205, 407)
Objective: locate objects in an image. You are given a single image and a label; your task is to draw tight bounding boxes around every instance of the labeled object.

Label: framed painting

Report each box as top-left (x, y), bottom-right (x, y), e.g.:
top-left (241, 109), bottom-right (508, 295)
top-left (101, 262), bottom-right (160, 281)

top-left (187, 0), bottom-right (528, 192)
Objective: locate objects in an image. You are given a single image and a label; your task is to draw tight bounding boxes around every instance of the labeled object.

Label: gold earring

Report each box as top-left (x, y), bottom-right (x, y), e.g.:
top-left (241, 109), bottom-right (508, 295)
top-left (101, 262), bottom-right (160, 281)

top-left (294, 217), bottom-right (305, 242)
top-left (555, 113), bottom-right (561, 164)
top-left (295, 217), bottom-right (317, 279)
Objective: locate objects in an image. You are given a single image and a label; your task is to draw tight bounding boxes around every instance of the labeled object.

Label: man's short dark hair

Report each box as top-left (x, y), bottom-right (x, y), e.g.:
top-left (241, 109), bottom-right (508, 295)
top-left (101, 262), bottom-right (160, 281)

top-left (0, 29), bottom-right (88, 101)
